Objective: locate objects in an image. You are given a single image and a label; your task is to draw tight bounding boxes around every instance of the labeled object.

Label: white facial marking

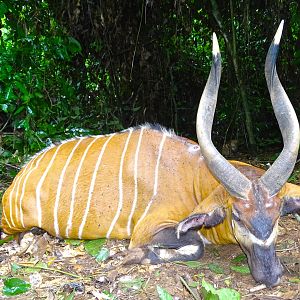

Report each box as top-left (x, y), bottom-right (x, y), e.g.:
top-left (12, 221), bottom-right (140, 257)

top-left (265, 202), bottom-right (273, 208)
top-left (233, 219), bottom-right (279, 247)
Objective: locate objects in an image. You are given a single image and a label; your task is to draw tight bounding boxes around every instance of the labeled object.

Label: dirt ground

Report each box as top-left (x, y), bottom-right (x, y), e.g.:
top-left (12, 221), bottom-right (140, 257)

top-left (0, 216), bottom-right (299, 299)
top-left (0, 160), bottom-right (299, 300)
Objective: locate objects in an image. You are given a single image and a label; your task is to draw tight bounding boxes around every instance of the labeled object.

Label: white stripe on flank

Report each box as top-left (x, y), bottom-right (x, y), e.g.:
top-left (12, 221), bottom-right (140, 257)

top-left (19, 150), bottom-right (50, 228)
top-left (8, 175), bottom-right (21, 228)
top-left (135, 133), bottom-right (167, 229)
top-left (1, 203), bottom-right (10, 229)
top-left (65, 136), bottom-right (101, 238)
top-left (36, 144), bottom-right (63, 228)
top-left (14, 161), bottom-right (35, 226)
top-left (106, 129), bottom-right (133, 238)
top-left (78, 133), bottom-right (116, 239)
top-left (53, 138), bottom-right (84, 236)
top-left (126, 127), bottom-right (144, 236)
top-left (8, 160), bottom-right (33, 228)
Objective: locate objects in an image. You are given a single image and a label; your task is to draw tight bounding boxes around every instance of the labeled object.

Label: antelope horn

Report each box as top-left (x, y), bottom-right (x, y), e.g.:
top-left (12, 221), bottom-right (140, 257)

top-left (196, 33), bottom-right (251, 200)
top-left (259, 20), bottom-right (300, 196)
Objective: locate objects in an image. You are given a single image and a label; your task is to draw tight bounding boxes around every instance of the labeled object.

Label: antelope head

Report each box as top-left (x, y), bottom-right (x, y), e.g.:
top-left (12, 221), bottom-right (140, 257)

top-left (196, 21), bottom-right (300, 287)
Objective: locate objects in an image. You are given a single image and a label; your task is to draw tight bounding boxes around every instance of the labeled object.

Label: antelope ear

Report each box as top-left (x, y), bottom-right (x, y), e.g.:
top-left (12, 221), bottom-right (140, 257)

top-left (281, 197), bottom-right (300, 216)
top-left (176, 207), bottom-right (226, 239)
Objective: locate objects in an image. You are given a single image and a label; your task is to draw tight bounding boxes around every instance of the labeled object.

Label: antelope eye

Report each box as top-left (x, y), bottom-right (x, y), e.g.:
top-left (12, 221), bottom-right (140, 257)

top-left (232, 211), bottom-right (241, 222)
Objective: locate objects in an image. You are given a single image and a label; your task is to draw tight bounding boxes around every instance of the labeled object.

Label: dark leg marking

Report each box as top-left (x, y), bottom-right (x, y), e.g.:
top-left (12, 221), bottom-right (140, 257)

top-left (281, 197), bottom-right (300, 216)
top-left (123, 227), bottom-right (204, 265)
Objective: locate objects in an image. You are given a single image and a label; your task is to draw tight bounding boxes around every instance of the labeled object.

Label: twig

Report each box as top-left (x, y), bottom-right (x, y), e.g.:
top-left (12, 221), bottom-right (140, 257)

top-left (276, 246), bottom-right (298, 252)
top-left (129, 0), bottom-right (144, 80)
top-left (0, 116), bottom-right (11, 132)
top-left (0, 162), bottom-right (20, 170)
top-left (16, 262), bottom-right (85, 279)
top-left (249, 284), bottom-right (266, 293)
top-left (179, 276), bottom-right (201, 300)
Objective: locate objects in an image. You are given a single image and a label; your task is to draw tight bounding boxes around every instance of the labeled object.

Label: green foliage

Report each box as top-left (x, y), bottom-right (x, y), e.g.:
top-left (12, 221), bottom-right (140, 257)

top-left (95, 247), bottom-right (110, 262)
top-left (2, 277), bottom-right (31, 296)
top-left (230, 253), bottom-right (250, 274)
top-left (101, 290), bottom-right (116, 300)
top-left (65, 239), bottom-right (84, 246)
top-left (156, 285), bottom-right (173, 300)
top-left (208, 263), bottom-right (224, 274)
top-left (175, 260), bottom-right (204, 268)
top-left (201, 279), bottom-right (240, 300)
top-left (84, 239), bottom-right (106, 257)
top-left (0, 0), bottom-right (83, 166)
top-left (120, 277), bottom-right (145, 291)
top-left (0, 234), bottom-right (13, 245)
top-left (230, 254), bottom-right (247, 263)
top-left (1, 0), bottom-right (300, 172)
top-left (230, 265), bottom-right (251, 274)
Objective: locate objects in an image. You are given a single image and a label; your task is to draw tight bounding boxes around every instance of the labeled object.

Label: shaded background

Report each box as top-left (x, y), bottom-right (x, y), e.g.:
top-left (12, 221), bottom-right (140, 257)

top-left (0, 0), bottom-right (300, 173)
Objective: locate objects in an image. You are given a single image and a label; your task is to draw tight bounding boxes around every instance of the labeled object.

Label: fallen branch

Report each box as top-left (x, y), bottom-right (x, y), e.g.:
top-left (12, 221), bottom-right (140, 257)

top-left (16, 262), bottom-right (86, 279)
top-left (180, 276), bottom-right (201, 300)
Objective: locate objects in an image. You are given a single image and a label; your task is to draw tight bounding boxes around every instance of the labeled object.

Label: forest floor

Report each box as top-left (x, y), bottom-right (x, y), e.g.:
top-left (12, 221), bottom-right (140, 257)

top-left (0, 155), bottom-right (299, 300)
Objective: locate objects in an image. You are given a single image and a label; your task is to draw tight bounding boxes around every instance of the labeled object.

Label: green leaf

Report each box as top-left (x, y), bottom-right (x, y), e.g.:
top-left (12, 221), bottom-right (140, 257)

top-left (231, 254), bottom-right (247, 263)
top-left (0, 103), bottom-right (9, 113)
top-left (68, 37), bottom-right (82, 54)
top-left (230, 265), bottom-right (250, 274)
top-left (175, 261), bottom-right (204, 268)
top-left (84, 239), bottom-right (106, 257)
top-left (201, 280), bottom-right (219, 300)
top-left (65, 239), bottom-right (83, 246)
top-left (13, 262), bottom-right (48, 274)
top-left (188, 281), bottom-right (199, 288)
top-left (156, 285), bottom-right (173, 300)
top-left (120, 277), bottom-right (145, 291)
top-left (0, 235), bottom-right (14, 245)
top-left (14, 105), bottom-right (25, 115)
top-left (208, 263), bottom-right (224, 274)
top-left (0, 2), bottom-right (8, 18)
top-left (95, 247), bottom-right (109, 262)
top-left (201, 279), bottom-right (240, 300)
top-left (2, 278), bottom-right (31, 296)
top-left (216, 288), bottom-right (240, 300)
top-left (21, 265), bottom-right (45, 274)
top-left (64, 291), bottom-right (75, 300)
top-left (102, 290), bottom-right (116, 299)
top-left (289, 277), bottom-right (300, 283)
top-left (11, 263), bottom-right (22, 273)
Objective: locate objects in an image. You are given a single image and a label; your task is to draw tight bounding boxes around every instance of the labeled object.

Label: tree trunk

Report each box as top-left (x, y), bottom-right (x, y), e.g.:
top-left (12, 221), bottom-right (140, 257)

top-left (210, 0), bottom-right (256, 151)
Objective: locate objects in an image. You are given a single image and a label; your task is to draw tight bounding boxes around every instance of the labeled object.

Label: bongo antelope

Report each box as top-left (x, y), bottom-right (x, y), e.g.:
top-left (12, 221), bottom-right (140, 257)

top-left (2, 21), bottom-right (300, 287)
